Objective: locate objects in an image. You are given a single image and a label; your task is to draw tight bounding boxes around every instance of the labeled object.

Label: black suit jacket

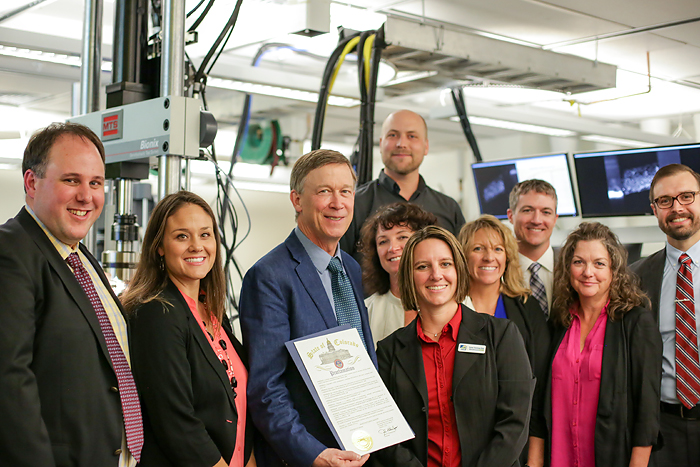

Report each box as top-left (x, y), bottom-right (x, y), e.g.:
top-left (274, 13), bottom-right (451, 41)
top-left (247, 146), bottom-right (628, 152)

top-left (530, 306), bottom-right (662, 466)
top-left (629, 249), bottom-right (665, 320)
top-left (129, 280), bottom-right (253, 467)
top-left (0, 208), bottom-right (126, 467)
top-left (374, 304), bottom-right (535, 467)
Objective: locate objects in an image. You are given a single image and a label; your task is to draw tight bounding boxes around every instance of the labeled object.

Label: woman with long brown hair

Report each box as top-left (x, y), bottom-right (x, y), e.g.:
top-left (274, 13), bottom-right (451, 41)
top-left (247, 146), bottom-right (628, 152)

top-left (528, 222), bottom-right (662, 467)
top-left (122, 191), bottom-right (254, 467)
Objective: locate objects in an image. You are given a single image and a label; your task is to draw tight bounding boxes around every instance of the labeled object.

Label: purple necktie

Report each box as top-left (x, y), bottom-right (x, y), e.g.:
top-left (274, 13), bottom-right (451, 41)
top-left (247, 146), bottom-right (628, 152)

top-left (66, 252), bottom-right (143, 461)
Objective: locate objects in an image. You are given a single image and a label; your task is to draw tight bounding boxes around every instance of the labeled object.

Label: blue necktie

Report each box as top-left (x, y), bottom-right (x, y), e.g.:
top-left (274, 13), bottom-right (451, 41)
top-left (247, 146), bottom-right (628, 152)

top-left (328, 257), bottom-right (366, 348)
top-left (528, 262), bottom-right (548, 317)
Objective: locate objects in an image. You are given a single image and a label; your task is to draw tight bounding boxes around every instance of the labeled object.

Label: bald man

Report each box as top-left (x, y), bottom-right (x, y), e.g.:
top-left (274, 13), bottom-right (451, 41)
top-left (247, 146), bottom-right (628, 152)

top-left (340, 109), bottom-right (465, 264)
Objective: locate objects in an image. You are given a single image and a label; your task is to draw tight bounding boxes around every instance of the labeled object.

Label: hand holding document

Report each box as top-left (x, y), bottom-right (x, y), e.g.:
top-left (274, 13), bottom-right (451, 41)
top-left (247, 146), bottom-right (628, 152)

top-left (286, 326), bottom-right (414, 455)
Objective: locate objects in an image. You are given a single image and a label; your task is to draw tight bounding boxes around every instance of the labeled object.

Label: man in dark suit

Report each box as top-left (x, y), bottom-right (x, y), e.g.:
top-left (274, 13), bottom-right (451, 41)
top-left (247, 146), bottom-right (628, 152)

top-left (630, 163), bottom-right (700, 467)
top-left (240, 149), bottom-right (376, 467)
top-left (0, 123), bottom-right (142, 467)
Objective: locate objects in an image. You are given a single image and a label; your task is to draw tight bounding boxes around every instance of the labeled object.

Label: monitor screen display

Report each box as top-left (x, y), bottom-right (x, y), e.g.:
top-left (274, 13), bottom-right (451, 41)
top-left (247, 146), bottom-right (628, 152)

top-left (573, 143), bottom-right (700, 217)
top-left (471, 153), bottom-right (578, 219)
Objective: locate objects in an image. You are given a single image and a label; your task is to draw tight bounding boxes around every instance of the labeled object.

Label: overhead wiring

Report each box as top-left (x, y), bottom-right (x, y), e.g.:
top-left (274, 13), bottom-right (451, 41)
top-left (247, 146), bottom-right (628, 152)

top-left (451, 85), bottom-right (482, 162)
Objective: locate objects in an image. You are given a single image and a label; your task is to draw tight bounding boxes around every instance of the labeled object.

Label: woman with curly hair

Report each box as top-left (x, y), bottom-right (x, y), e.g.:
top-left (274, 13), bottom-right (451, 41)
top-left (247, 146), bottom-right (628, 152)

top-left (358, 202), bottom-right (437, 344)
top-left (528, 222), bottom-right (662, 467)
top-left (458, 215), bottom-right (550, 465)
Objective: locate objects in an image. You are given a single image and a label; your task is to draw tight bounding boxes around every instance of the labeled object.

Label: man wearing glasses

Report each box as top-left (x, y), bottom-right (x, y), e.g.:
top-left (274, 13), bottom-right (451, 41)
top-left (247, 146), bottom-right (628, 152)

top-left (631, 163), bottom-right (700, 467)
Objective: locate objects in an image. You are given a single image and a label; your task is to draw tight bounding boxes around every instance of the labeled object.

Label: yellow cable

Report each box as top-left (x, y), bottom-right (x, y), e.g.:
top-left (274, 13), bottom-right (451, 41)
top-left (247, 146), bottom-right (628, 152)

top-left (363, 35), bottom-right (375, 89)
top-left (328, 36), bottom-right (361, 99)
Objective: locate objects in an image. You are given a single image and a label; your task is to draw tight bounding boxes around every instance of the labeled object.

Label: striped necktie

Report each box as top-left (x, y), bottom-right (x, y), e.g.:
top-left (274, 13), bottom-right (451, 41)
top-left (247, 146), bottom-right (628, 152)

top-left (676, 253), bottom-right (700, 409)
top-left (528, 262), bottom-right (548, 317)
top-left (66, 252), bottom-right (144, 461)
top-left (328, 257), bottom-right (366, 349)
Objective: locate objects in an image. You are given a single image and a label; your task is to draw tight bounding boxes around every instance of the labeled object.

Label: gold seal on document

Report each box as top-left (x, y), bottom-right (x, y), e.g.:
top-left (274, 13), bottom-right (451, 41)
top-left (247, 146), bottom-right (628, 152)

top-left (351, 430), bottom-right (373, 451)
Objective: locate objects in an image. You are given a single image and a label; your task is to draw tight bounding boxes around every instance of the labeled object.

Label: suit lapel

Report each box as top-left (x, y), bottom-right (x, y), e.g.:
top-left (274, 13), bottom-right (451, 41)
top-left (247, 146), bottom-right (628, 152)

top-left (286, 232), bottom-right (339, 329)
top-left (167, 281), bottom-right (238, 411)
top-left (395, 323), bottom-right (429, 406)
top-left (598, 316), bottom-right (620, 418)
top-left (646, 250), bottom-right (665, 322)
top-left (18, 209), bottom-right (111, 362)
top-left (452, 308), bottom-right (488, 390)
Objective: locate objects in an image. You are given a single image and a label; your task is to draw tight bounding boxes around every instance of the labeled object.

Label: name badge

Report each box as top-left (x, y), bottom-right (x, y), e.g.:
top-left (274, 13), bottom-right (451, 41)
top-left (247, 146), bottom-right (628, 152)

top-left (458, 343), bottom-right (486, 354)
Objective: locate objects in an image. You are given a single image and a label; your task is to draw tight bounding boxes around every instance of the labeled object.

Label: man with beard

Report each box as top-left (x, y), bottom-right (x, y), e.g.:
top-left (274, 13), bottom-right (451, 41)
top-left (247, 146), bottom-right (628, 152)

top-left (630, 163), bottom-right (700, 467)
top-left (340, 109), bottom-right (465, 263)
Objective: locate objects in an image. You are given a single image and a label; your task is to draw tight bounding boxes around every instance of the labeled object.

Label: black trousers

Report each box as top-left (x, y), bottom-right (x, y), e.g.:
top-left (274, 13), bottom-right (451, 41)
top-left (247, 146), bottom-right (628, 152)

top-left (650, 411), bottom-right (700, 467)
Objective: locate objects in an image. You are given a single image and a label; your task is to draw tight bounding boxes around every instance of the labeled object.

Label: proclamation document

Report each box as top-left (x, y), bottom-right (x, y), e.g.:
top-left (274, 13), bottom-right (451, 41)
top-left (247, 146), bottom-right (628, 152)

top-left (286, 326), bottom-right (414, 454)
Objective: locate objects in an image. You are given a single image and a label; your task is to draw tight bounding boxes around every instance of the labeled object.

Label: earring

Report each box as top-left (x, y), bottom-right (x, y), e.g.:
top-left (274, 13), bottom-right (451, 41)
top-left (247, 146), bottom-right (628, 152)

top-left (159, 255), bottom-right (165, 271)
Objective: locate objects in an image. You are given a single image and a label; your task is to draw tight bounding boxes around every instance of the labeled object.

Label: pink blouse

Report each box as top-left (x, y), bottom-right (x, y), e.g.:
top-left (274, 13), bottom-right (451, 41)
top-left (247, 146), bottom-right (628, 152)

top-left (181, 290), bottom-right (248, 467)
top-left (551, 304), bottom-right (608, 467)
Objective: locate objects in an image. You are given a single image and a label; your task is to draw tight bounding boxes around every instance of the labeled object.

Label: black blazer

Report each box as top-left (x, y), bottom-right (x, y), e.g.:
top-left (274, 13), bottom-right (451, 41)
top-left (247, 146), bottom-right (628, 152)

top-left (374, 304), bottom-right (535, 467)
top-left (129, 280), bottom-right (253, 467)
top-left (0, 208), bottom-right (126, 467)
top-left (530, 306), bottom-right (662, 466)
top-left (629, 249), bottom-right (665, 320)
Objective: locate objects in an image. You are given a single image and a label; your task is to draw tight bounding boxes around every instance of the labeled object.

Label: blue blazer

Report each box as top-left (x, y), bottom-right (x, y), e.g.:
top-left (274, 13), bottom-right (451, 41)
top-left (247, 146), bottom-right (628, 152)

top-left (239, 231), bottom-right (377, 467)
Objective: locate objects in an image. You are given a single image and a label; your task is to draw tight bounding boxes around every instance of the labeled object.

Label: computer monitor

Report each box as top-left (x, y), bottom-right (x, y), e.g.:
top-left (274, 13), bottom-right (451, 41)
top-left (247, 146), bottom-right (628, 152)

top-left (471, 153), bottom-right (578, 219)
top-left (573, 143), bottom-right (700, 217)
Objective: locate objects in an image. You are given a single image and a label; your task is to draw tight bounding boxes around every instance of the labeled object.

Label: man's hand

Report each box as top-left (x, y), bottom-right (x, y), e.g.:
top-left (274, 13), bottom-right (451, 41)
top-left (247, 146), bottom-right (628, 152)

top-left (311, 448), bottom-right (369, 467)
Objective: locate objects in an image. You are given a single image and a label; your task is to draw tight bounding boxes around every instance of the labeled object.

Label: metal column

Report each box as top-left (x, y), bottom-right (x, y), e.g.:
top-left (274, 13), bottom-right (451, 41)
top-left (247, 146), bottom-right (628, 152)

top-left (158, 0), bottom-right (186, 199)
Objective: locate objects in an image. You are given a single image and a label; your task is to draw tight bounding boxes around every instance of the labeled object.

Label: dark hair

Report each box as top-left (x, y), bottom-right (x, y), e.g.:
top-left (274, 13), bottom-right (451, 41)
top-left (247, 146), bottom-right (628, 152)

top-left (508, 178), bottom-right (558, 212)
top-left (551, 222), bottom-right (648, 327)
top-left (23, 122), bottom-right (105, 178)
top-left (122, 191), bottom-right (226, 328)
top-left (458, 214), bottom-right (529, 299)
top-left (358, 203), bottom-right (437, 295)
top-left (398, 226), bottom-right (468, 311)
top-left (649, 164), bottom-right (700, 203)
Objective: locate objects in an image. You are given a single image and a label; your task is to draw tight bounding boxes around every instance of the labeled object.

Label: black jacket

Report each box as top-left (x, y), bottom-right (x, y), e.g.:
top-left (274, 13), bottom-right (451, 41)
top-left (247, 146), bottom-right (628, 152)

top-left (374, 304), bottom-right (535, 467)
top-left (129, 280), bottom-right (253, 467)
top-left (530, 306), bottom-right (662, 466)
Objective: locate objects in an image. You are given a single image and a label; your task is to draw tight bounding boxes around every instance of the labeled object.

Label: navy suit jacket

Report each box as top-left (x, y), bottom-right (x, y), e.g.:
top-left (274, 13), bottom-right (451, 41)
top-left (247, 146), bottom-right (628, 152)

top-left (239, 230), bottom-right (377, 467)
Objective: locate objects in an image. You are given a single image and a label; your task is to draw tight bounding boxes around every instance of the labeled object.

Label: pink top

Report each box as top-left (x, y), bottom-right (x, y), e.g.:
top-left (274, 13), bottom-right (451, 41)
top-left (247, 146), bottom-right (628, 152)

top-left (181, 290), bottom-right (248, 467)
top-left (551, 304), bottom-right (608, 467)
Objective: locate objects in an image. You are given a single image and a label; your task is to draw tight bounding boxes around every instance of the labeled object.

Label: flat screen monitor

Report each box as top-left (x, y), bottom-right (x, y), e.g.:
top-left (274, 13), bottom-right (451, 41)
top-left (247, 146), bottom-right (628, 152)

top-left (573, 143), bottom-right (700, 217)
top-left (471, 153), bottom-right (578, 219)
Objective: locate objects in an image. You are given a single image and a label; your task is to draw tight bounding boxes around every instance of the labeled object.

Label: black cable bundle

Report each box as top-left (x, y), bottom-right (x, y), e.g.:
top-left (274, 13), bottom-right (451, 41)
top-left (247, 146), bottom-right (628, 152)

top-left (451, 86), bottom-right (482, 162)
top-left (311, 32), bottom-right (362, 150)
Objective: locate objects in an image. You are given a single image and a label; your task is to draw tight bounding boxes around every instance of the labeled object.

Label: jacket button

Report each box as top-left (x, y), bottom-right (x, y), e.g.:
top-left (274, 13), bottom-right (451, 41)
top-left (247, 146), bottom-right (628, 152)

top-left (114, 449), bottom-right (122, 455)
top-left (110, 386), bottom-right (119, 393)
top-left (422, 406), bottom-right (427, 412)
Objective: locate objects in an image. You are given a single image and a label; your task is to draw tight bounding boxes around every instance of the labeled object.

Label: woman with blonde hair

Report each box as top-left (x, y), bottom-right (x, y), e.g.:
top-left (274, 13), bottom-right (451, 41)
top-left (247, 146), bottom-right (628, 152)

top-left (528, 222), bottom-right (661, 467)
top-left (122, 191), bottom-right (254, 467)
top-left (375, 226), bottom-right (533, 467)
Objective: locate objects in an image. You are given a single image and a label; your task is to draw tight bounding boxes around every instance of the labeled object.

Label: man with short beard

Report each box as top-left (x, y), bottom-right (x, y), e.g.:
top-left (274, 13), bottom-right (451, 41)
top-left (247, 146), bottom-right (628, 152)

top-left (630, 163), bottom-right (700, 467)
top-left (340, 109), bottom-right (465, 263)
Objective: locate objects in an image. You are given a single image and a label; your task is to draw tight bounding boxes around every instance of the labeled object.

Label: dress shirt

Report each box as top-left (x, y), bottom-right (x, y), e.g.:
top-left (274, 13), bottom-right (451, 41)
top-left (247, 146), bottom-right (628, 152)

top-left (463, 295), bottom-right (507, 319)
top-left (295, 226), bottom-right (345, 319)
top-left (26, 206), bottom-right (136, 467)
top-left (551, 306), bottom-right (608, 467)
top-left (659, 241), bottom-right (700, 403)
top-left (417, 307), bottom-right (462, 467)
top-left (519, 246), bottom-right (554, 311)
top-left (340, 170), bottom-right (465, 262)
top-left (365, 291), bottom-right (405, 345)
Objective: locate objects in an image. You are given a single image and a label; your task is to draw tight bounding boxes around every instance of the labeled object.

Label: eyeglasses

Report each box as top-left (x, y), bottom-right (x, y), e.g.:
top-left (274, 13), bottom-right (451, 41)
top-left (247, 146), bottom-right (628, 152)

top-left (653, 191), bottom-right (700, 209)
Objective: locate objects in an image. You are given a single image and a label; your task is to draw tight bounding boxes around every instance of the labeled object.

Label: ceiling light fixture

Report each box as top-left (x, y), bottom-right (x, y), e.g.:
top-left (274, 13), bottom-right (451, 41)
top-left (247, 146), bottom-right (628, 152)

top-left (0, 44), bottom-right (112, 71)
top-left (207, 77), bottom-right (360, 107)
top-left (580, 135), bottom-right (653, 148)
top-left (450, 116), bottom-right (576, 137)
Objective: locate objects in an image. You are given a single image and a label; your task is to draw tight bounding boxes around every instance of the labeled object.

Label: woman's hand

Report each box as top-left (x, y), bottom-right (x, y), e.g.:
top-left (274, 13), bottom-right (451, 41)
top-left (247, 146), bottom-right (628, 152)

top-left (527, 436), bottom-right (545, 467)
top-left (629, 446), bottom-right (652, 467)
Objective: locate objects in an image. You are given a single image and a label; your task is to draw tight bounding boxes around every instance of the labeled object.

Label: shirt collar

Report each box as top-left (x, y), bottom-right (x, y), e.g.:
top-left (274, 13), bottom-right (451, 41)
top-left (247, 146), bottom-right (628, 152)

top-left (416, 304), bottom-right (462, 343)
top-left (25, 205), bottom-right (79, 260)
top-left (294, 226), bottom-right (342, 273)
top-left (666, 240), bottom-right (700, 269)
top-left (377, 169), bottom-right (427, 197)
top-left (519, 245), bottom-right (554, 273)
